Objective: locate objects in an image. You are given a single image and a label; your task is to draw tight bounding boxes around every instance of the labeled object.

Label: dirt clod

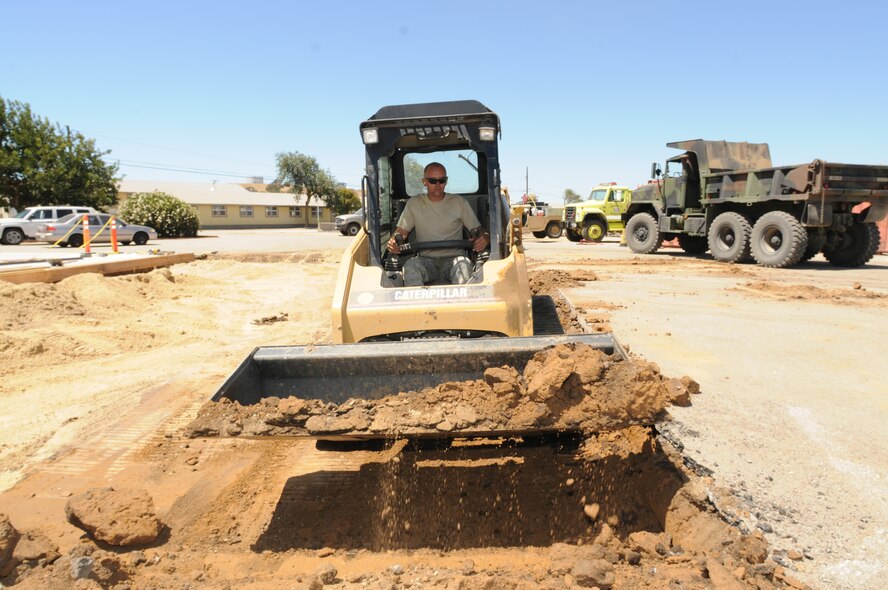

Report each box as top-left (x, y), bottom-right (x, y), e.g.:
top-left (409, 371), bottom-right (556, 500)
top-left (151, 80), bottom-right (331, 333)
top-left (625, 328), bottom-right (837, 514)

top-left (572, 558), bottom-right (614, 588)
top-left (65, 488), bottom-right (163, 547)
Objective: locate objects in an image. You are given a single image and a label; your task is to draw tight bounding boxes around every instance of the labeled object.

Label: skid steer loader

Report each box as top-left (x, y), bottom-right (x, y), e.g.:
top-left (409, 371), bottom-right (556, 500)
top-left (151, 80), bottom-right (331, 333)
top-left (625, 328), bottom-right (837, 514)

top-left (212, 100), bottom-right (622, 434)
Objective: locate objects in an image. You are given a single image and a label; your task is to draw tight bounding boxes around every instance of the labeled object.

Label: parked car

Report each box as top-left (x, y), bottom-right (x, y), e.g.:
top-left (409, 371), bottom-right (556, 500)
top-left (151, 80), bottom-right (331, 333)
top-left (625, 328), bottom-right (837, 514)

top-left (35, 214), bottom-right (158, 247)
top-left (334, 208), bottom-right (364, 236)
top-left (0, 205), bottom-right (98, 245)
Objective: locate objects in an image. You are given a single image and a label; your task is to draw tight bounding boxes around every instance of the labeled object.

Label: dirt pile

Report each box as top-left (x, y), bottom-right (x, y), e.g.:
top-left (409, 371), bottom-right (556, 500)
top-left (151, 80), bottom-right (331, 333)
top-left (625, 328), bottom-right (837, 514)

top-left (4, 430), bottom-right (809, 590)
top-left (186, 343), bottom-right (697, 438)
top-left (528, 268), bottom-right (598, 293)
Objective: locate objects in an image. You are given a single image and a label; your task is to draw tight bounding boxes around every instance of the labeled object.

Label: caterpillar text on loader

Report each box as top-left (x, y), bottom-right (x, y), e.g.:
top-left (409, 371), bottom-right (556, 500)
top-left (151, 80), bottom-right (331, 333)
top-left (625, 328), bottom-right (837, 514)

top-left (212, 100), bottom-right (621, 437)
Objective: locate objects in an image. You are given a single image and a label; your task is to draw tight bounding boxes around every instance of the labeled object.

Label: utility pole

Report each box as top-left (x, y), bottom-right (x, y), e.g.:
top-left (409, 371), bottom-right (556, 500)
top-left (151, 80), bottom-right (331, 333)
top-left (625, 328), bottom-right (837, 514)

top-left (525, 167), bottom-right (529, 200)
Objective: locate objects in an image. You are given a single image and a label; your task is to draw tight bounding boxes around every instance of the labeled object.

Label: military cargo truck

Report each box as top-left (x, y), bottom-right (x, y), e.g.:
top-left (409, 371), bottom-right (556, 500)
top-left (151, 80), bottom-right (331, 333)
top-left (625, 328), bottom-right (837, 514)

top-left (623, 140), bottom-right (888, 267)
top-left (511, 200), bottom-right (564, 239)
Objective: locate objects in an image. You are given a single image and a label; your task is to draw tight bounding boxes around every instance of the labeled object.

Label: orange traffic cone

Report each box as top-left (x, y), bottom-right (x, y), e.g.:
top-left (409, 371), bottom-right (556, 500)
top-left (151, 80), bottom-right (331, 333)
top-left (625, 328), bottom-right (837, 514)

top-left (110, 217), bottom-right (119, 253)
top-left (82, 215), bottom-right (92, 255)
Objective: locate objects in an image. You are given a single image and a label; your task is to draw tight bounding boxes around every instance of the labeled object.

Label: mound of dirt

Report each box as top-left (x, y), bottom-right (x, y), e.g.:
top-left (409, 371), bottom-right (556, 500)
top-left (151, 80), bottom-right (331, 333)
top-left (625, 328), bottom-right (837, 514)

top-left (528, 268), bottom-right (598, 294)
top-left (187, 343), bottom-right (697, 438)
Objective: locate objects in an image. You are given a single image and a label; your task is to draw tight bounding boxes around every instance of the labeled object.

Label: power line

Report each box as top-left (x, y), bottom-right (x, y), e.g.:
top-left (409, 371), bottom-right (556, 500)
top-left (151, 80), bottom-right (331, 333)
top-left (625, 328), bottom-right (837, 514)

top-left (82, 130), bottom-right (273, 168)
top-left (115, 159), bottom-right (276, 180)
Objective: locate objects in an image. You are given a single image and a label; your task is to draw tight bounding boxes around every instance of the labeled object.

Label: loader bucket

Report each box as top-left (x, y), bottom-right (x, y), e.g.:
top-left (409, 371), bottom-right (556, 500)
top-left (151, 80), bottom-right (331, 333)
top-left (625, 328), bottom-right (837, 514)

top-left (213, 334), bottom-right (623, 406)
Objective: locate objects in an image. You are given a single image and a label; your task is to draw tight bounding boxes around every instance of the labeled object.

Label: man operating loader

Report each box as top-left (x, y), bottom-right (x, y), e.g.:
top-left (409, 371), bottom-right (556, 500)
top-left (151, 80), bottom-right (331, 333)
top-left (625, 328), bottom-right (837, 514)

top-left (386, 162), bottom-right (489, 286)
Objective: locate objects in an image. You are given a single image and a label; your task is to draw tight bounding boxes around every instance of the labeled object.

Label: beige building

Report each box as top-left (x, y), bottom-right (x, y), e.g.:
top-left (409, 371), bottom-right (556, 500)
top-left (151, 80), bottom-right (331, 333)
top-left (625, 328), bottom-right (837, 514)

top-left (116, 180), bottom-right (332, 229)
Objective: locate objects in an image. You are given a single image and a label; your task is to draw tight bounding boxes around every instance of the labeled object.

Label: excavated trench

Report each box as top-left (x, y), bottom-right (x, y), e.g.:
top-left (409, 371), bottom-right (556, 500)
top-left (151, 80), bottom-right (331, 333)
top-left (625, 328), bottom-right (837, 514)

top-left (254, 429), bottom-right (686, 552)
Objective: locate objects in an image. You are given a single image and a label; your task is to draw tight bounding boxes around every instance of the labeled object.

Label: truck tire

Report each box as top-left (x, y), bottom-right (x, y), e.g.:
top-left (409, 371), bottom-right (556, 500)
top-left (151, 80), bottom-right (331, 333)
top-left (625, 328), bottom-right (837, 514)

top-left (582, 219), bottom-right (606, 242)
top-left (625, 213), bottom-right (662, 254)
top-left (822, 222), bottom-right (879, 267)
top-left (347, 223), bottom-right (360, 236)
top-left (532, 231), bottom-right (547, 239)
top-left (1, 228), bottom-right (25, 245)
top-left (750, 211), bottom-right (808, 268)
top-left (708, 212), bottom-right (751, 263)
top-left (565, 229), bottom-right (582, 242)
top-left (677, 234), bottom-right (708, 255)
top-left (545, 222), bottom-right (563, 239)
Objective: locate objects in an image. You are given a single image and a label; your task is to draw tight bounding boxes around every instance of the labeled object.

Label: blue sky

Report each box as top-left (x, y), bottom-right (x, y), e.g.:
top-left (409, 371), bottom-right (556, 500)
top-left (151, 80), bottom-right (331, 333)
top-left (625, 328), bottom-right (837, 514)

top-left (3, 0), bottom-right (887, 204)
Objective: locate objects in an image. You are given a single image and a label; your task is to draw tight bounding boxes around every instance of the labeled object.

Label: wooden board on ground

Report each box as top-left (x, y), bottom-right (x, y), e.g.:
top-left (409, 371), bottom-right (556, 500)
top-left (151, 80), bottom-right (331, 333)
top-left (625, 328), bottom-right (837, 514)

top-left (0, 253), bottom-right (196, 284)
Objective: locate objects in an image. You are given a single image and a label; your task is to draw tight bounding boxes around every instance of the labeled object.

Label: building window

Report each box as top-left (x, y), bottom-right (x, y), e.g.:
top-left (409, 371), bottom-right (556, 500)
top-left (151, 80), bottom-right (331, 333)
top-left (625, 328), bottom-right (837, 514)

top-left (239, 206), bottom-right (254, 217)
top-left (289, 207), bottom-right (301, 217)
top-left (212, 205), bottom-right (227, 217)
top-left (266, 206), bottom-right (278, 217)
top-left (310, 208), bottom-right (320, 218)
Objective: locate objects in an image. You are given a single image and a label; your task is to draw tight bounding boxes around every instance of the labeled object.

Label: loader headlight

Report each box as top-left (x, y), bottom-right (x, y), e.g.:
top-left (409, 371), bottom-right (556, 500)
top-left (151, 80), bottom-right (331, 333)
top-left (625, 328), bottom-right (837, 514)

top-left (361, 128), bottom-right (379, 145)
top-left (479, 125), bottom-right (496, 141)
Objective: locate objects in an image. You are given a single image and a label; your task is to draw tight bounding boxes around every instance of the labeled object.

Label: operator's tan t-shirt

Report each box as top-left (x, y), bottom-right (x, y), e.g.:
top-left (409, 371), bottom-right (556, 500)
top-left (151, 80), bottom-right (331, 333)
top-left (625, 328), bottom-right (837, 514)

top-left (397, 193), bottom-right (481, 258)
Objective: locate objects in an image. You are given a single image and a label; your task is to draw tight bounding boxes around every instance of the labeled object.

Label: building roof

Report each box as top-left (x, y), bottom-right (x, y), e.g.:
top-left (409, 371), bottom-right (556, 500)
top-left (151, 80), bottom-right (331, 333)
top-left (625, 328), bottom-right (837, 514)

top-left (117, 179), bottom-right (325, 207)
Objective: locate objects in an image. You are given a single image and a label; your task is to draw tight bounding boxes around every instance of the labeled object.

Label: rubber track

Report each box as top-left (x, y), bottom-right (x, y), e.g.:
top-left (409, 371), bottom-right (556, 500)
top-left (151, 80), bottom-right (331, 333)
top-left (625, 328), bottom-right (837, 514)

top-left (532, 295), bottom-right (564, 335)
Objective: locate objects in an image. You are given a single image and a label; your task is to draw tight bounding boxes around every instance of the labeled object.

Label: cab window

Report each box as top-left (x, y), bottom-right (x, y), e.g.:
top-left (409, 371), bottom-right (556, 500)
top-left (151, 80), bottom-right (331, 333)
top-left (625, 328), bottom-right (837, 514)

top-left (587, 189), bottom-right (608, 202)
top-left (404, 149), bottom-right (479, 196)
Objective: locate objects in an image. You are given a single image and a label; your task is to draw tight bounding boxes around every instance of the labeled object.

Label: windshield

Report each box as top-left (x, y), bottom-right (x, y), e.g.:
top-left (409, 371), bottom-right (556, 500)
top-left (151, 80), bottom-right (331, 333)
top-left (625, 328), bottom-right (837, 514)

top-left (404, 149), bottom-right (480, 197)
top-left (14, 209), bottom-right (31, 219)
top-left (587, 189), bottom-right (608, 202)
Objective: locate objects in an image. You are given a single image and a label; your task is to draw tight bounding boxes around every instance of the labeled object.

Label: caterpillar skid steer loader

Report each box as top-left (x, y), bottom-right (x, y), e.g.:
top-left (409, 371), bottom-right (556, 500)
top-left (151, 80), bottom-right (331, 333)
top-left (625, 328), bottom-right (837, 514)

top-left (212, 100), bottom-right (622, 435)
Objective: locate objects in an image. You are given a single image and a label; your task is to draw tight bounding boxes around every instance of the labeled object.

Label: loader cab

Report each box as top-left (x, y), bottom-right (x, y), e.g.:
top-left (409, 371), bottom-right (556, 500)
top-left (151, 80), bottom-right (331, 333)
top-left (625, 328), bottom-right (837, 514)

top-left (359, 101), bottom-right (506, 277)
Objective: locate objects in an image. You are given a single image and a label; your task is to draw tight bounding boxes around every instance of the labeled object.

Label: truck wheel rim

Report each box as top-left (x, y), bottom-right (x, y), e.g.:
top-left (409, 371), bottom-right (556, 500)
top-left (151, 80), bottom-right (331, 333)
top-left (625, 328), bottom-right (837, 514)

top-left (716, 228), bottom-right (735, 249)
top-left (761, 226), bottom-right (783, 253)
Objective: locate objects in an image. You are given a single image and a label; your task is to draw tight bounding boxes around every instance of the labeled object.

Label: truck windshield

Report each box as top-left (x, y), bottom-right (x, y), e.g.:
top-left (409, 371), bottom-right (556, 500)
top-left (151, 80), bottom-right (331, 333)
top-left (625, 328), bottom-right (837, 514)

top-left (13, 209), bottom-right (31, 218)
top-left (587, 189), bottom-right (608, 202)
top-left (404, 150), bottom-right (479, 197)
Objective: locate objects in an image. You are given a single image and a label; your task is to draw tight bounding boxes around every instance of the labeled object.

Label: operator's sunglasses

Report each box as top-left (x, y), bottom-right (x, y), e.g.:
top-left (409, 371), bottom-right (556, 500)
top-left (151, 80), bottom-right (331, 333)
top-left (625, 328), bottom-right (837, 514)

top-left (425, 177), bottom-right (448, 185)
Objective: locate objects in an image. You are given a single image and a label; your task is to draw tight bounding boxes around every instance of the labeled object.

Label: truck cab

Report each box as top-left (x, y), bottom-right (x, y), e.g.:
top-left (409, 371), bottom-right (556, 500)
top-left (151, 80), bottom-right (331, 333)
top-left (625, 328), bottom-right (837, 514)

top-left (562, 183), bottom-right (632, 242)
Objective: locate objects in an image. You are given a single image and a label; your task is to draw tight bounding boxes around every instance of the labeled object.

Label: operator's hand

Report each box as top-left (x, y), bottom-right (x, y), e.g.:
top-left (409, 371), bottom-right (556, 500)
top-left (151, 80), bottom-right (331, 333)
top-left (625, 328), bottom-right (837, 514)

top-left (473, 231), bottom-right (489, 252)
top-left (386, 235), bottom-right (401, 254)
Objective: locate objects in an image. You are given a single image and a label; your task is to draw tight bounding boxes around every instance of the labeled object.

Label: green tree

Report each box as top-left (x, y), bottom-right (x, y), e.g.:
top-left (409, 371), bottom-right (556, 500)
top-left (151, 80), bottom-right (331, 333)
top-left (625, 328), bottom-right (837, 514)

top-left (329, 186), bottom-right (360, 215)
top-left (404, 155), bottom-right (425, 196)
top-left (119, 191), bottom-right (199, 238)
top-left (274, 151), bottom-right (336, 227)
top-left (0, 96), bottom-right (118, 211)
top-left (563, 188), bottom-right (582, 204)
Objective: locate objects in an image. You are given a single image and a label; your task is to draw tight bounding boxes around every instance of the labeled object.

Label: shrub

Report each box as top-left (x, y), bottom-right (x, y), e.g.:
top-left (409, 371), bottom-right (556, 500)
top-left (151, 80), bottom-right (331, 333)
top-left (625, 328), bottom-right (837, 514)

top-left (119, 191), bottom-right (199, 238)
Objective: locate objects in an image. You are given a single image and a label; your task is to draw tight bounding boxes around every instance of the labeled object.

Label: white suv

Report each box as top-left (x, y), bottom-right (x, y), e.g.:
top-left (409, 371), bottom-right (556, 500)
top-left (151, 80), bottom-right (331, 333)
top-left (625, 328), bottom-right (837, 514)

top-left (334, 208), bottom-right (364, 236)
top-left (1, 205), bottom-right (98, 245)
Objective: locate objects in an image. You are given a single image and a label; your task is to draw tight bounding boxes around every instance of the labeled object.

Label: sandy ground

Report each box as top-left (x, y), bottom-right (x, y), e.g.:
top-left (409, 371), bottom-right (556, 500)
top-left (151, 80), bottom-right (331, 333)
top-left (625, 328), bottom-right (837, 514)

top-left (527, 239), bottom-right (888, 590)
top-left (0, 230), bottom-right (885, 589)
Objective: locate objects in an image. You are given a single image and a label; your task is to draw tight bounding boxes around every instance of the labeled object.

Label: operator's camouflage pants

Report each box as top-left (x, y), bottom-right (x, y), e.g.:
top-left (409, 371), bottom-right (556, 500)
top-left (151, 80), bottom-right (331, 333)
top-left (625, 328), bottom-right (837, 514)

top-left (403, 255), bottom-right (473, 287)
